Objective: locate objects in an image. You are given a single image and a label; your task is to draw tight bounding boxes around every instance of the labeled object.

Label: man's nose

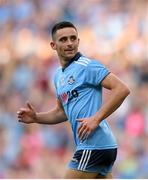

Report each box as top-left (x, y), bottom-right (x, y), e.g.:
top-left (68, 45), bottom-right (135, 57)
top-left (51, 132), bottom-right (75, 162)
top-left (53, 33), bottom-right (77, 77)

top-left (67, 39), bottom-right (73, 45)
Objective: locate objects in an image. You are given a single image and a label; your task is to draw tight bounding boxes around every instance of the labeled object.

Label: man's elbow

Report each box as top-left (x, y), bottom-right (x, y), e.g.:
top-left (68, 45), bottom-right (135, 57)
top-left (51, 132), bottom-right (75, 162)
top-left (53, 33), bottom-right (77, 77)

top-left (121, 85), bottom-right (130, 98)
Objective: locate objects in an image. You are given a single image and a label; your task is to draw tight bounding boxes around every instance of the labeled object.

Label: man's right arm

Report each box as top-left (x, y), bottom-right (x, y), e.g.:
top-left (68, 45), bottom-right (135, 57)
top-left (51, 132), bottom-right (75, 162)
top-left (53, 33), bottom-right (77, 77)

top-left (17, 99), bottom-right (67, 124)
top-left (36, 99), bottom-right (67, 124)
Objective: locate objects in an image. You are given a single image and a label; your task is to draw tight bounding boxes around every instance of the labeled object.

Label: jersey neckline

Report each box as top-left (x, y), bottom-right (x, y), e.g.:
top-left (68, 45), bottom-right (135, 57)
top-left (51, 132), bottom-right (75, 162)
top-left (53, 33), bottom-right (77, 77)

top-left (62, 52), bottom-right (82, 72)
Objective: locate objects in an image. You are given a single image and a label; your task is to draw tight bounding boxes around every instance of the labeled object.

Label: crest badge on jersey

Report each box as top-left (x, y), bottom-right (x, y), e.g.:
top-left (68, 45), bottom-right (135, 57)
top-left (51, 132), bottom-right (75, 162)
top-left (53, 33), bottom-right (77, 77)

top-left (68, 76), bottom-right (75, 85)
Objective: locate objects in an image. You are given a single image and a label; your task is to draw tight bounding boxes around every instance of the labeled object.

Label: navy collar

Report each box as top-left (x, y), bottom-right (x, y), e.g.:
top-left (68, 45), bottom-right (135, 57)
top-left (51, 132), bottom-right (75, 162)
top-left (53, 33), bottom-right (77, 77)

top-left (62, 52), bottom-right (82, 72)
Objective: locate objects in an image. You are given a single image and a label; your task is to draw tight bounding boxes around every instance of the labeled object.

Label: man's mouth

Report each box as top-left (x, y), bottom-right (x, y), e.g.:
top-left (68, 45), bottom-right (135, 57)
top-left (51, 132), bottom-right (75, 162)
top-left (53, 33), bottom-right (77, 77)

top-left (65, 49), bottom-right (74, 52)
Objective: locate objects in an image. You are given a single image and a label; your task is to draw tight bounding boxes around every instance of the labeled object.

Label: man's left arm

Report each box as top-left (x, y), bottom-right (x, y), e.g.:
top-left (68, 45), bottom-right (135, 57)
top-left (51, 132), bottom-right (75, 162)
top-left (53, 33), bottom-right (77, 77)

top-left (94, 72), bottom-right (130, 122)
top-left (77, 73), bottom-right (130, 140)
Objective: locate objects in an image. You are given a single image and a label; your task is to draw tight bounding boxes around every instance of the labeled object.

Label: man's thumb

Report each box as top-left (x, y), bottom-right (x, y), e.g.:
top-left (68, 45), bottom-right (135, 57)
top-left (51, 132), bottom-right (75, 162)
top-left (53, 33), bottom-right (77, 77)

top-left (76, 119), bottom-right (83, 122)
top-left (26, 102), bottom-right (34, 111)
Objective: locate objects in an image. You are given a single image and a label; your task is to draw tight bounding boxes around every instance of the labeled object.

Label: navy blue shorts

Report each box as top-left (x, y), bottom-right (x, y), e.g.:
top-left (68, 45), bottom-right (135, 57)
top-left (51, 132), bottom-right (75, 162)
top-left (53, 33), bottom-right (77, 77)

top-left (68, 148), bottom-right (117, 176)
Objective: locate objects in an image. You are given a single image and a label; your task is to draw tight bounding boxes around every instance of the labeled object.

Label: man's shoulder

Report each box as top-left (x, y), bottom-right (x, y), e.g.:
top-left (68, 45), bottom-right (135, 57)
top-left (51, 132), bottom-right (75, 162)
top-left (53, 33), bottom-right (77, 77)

top-left (78, 56), bottom-right (105, 68)
top-left (54, 66), bottom-right (62, 81)
top-left (74, 55), bottom-right (92, 68)
top-left (55, 66), bottom-right (62, 74)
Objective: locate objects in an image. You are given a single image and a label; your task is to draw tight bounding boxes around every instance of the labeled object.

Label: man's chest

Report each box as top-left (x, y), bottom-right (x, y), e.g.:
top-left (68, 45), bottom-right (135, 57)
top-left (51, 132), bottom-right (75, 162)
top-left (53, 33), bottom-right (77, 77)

top-left (56, 70), bottom-right (85, 104)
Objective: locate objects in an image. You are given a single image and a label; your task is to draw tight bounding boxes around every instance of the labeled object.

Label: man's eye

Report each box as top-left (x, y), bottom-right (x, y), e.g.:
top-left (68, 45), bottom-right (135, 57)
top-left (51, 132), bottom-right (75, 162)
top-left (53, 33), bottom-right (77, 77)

top-left (60, 38), bottom-right (67, 42)
top-left (71, 36), bottom-right (77, 41)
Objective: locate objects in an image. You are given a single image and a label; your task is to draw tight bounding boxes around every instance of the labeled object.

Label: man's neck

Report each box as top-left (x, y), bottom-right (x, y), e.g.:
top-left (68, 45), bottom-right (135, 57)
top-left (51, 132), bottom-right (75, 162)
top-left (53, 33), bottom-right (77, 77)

top-left (59, 52), bottom-right (82, 72)
top-left (60, 58), bottom-right (72, 68)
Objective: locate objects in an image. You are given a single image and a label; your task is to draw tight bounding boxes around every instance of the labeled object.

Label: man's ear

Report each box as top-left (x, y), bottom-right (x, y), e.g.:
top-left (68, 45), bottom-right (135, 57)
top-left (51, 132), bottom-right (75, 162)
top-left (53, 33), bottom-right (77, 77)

top-left (78, 38), bottom-right (80, 45)
top-left (50, 41), bottom-right (56, 50)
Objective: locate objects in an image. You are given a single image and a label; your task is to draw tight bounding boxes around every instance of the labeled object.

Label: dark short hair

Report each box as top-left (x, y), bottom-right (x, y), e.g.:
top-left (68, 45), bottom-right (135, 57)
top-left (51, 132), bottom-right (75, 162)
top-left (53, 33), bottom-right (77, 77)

top-left (51, 21), bottom-right (77, 39)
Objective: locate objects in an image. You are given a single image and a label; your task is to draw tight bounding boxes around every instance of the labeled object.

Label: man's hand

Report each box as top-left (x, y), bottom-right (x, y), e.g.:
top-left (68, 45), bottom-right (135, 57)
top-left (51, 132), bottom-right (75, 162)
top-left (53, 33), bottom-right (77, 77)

top-left (17, 102), bottom-right (37, 123)
top-left (77, 116), bottom-right (99, 141)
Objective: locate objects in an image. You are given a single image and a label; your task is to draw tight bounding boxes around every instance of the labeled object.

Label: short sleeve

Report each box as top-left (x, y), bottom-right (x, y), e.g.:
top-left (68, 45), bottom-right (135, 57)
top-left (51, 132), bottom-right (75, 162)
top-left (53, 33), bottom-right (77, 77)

top-left (85, 60), bottom-right (110, 86)
top-left (53, 72), bottom-right (59, 98)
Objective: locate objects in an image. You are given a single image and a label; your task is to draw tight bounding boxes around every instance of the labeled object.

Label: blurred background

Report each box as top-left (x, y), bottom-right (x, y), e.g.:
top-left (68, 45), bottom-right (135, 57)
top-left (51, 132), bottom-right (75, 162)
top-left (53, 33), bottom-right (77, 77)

top-left (0, 0), bottom-right (148, 178)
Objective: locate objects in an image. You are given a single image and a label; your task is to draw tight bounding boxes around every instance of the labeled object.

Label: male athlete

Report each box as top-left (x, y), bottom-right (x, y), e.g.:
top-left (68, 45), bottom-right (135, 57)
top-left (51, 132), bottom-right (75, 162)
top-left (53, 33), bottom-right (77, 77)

top-left (17, 21), bottom-right (130, 179)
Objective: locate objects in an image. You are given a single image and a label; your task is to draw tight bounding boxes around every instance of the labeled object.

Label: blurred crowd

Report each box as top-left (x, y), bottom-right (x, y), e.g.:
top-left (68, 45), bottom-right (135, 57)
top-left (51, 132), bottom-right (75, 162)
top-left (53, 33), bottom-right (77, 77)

top-left (0, 0), bottom-right (148, 178)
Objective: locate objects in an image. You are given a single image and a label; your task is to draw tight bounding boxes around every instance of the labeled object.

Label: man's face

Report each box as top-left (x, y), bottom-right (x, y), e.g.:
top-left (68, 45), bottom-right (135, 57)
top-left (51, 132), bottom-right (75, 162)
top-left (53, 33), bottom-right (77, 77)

top-left (50, 27), bottom-right (79, 61)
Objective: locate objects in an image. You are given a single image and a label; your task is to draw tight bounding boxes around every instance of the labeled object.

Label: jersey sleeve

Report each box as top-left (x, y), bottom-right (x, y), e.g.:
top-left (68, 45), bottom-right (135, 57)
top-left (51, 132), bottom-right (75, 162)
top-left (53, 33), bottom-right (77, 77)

top-left (53, 73), bottom-right (58, 98)
top-left (85, 60), bottom-right (110, 86)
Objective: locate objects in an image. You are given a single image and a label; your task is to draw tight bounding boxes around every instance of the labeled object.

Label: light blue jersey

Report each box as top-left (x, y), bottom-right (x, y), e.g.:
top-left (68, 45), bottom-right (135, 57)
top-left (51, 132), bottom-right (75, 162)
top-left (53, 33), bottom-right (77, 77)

top-left (54, 53), bottom-right (118, 151)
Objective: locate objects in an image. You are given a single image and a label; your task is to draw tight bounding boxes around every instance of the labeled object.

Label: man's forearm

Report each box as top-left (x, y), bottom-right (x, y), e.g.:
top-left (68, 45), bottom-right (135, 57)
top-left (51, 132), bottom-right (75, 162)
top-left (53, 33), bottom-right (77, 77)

top-left (36, 108), bottom-right (67, 124)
